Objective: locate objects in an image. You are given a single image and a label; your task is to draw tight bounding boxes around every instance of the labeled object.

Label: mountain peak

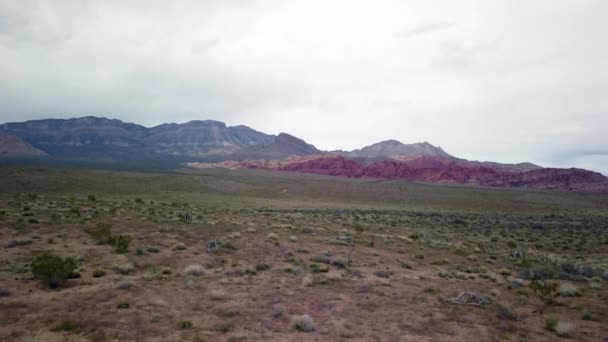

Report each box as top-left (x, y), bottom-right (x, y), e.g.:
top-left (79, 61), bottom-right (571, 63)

top-left (348, 139), bottom-right (452, 159)
top-left (180, 120), bottom-right (227, 128)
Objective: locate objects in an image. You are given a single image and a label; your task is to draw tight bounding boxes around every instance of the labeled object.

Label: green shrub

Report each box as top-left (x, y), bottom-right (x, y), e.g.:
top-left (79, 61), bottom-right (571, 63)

top-left (87, 194), bottom-right (96, 201)
top-left (51, 320), bottom-right (79, 332)
top-left (222, 241), bottom-right (237, 250)
top-left (109, 235), bottom-right (132, 253)
top-left (496, 302), bottom-right (517, 320)
top-left (93, 269), bottom-right (106, 278)
top-left (86, 223), bottom-right (113, 244)
top-left (255, 263), bottom-right (270, 271)
top-left (31, 252), bottom-right (78, 288)
top-left (178, 320), bottom-right (193, 329)
top-left (117, 302), bottom-right (130, 309)
top-left (545, 316), bottom-right (558, 331)
top-left (213, 321), bottom-right (234, 333)
top-left (291, 314), bottom-right (315, 332)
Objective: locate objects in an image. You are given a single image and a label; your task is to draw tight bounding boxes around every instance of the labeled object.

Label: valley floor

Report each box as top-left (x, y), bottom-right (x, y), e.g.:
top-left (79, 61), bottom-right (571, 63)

top-left (0, 166), bottom-right (607, 341)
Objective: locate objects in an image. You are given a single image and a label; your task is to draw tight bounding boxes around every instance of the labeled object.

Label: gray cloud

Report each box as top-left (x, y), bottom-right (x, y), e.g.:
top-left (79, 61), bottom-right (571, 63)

top-left (396, 22), bottom-right (455, 39)
top-left (0, 0), bottom-right (607, 174)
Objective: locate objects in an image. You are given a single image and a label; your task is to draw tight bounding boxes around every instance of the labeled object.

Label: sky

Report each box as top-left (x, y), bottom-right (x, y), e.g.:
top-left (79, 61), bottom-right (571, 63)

top-left (0, 1), bottom-right (607, 174)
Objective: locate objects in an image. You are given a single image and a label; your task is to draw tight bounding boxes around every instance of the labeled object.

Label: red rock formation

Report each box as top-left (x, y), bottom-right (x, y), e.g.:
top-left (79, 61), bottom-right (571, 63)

top-left (200, 155), bottom-right (608, 193)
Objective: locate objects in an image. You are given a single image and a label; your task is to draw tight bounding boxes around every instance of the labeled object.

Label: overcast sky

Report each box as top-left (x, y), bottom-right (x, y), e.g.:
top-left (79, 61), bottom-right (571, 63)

top-left (1, 1), bottom-right (607, 174)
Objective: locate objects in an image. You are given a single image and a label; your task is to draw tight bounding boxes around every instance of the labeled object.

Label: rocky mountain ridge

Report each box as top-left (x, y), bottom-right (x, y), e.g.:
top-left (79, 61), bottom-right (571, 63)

top-left (2, 116), bottom-right (606, 192)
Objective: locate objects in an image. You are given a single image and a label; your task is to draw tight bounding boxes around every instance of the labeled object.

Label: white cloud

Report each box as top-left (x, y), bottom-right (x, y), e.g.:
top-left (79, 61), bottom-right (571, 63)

top-left (0, 0), bottom-right (607, 174)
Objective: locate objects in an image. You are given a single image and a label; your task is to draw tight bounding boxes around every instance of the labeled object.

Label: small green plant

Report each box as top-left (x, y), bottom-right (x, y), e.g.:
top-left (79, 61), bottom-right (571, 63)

top-left (255, 263), bottom-right (270, 271)
top-left (51, 320), bottom-right (79, 332)
top-left (31, 252), bottom-right (78, 288)
top-left (109, 235), bottom-right (132, 253)
top-left (222, 241), bottom-right (237, 250)
top-left (291, 314), bottom-right (315, 332)
top-left (545, 316), bottom-right (558, 331)
top-left (178, 320), bottom-right (193, 329)
top-left (87, 194), bottom-right (96, 201)
top-left (93, 269), bottom-right (106, 278)
top-left (213, 321), bottom-right (235, 333)
top-left (86, 223), bottom-right (113, 244)
top-left (117, 302), bottom-right (130, 309)
top-left (529, 280), bottom-right (558, 315)
top-left (496, 302), bottom-right (517, 320)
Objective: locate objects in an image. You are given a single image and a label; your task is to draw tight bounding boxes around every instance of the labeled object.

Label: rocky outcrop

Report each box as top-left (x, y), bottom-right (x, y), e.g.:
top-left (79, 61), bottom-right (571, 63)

top-left (211, 155), bottom-right (608, 193)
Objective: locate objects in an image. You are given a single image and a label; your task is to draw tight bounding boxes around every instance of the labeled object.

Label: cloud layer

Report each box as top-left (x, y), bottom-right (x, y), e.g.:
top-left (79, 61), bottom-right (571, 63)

top-left (1, 1), bottom-right (607, 173)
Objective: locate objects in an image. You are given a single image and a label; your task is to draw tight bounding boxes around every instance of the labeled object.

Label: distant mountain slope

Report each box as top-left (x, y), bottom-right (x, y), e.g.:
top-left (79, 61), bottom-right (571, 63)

top-left (0, 132), bottom-right (47, 157)
top-left (343, 139), bottom-right (541, 172)
top-left (346, 139), bottom-right (453, 159)
top-left (0, 116), bottom-right (318, 163)
top-left (1, 116), bottom-right (605, 193)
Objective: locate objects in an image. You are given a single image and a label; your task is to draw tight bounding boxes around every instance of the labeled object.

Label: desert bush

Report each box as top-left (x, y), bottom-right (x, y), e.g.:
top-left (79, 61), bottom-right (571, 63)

top-left (31, 252), bottom-right (78, 288)
top-left (173, 243), bottom-right (187, 251)
top-left (309, 263), bottom-right (329, 273)
top-left (146, 247), bottom-right (160, 253)
top-left (114, 262), bottom-right (134, 275)
top-left (291, 314), bottom-right (315, 332)
top-left (178, 320), bottom-right (193, 329)
top-left (545, 316), bottom-right (558, 331)
top-left (310, 255), bottom-right (331, 264)
top-left (227, 231), bottom-right (241, 239)
top-left (558, 282), bottom-right (579, 297)
top-left (213, 321), bottom-right (235, 333)
top-left (210, 289), bottom-right (227, 301)
top-left (529, 279), bottom-right (558, 315)
top-left (117, 302), bottom-right (130, 309)
top-left (554, 320), bottom-right (573, 337)
top-left (301, 227), bottom-right (313, 234)
top-left (517, 266), bottom-right (556, 280)
top-left (116, 280), bottom-right (132, 290)
top-left (86, 223), bottom-right (113, 244)
top-left (374, 270), bottom-right (391, 278)
top-left (87, 194), bottom-right (96, 201)
top-left (255, 263), bottom-right (270, 271)
top-left (93, 269), bottom-right (106, 278)
top-left (332, 258), bottom-right (347, 268)
top-left (222, 241), bottom-right (237, 250)
top-left (109, 235), bottom-right (132, 253)
top-left (51, 320), bottom-right (79, 332)
top-left (496, 302), bottom-right (517, 320)
top-left (498, 268), bottom-right (512, 276)
top-left (184, 264), bottom-right (205, 276)
top-left (5, 239), bottom-right (33, 248)
top-left (0, 288), bottom-right (11, 297)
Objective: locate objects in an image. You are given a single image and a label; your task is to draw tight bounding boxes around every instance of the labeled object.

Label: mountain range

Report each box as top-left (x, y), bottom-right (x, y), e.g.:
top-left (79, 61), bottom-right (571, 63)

top-left (1, 116), bottom-right (607, 193)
